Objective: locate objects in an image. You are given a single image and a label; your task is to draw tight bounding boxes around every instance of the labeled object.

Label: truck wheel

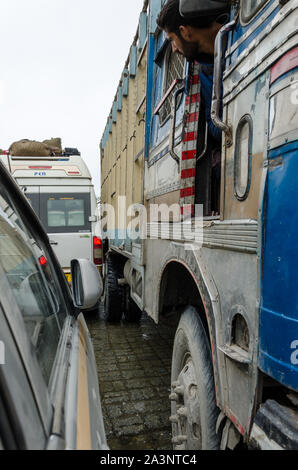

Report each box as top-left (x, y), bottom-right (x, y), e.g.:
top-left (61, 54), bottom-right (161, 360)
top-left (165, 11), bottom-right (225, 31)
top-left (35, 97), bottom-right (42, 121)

top-left (103, 255), bottom-right (123, 322)
top-left (123, 293), bottom-right (142, 323)
top-left (171, 306), bottom-right (220, 450)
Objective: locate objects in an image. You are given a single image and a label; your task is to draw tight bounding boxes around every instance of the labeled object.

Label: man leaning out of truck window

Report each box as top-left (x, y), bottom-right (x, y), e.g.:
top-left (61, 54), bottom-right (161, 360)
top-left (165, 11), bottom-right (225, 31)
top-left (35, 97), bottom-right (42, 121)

top-left (156, 0), bottom-right (230, 145)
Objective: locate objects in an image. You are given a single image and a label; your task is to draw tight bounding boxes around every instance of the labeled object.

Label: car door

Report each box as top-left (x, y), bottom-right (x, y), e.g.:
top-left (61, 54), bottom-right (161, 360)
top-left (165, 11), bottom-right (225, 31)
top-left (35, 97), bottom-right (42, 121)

top-left (0, 161), bottom-right (107, 450)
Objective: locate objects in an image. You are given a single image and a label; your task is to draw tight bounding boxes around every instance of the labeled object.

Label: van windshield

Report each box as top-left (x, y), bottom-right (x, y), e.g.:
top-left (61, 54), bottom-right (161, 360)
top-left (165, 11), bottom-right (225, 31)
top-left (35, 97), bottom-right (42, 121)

top-left (40, 194), bottom-right (91, 233)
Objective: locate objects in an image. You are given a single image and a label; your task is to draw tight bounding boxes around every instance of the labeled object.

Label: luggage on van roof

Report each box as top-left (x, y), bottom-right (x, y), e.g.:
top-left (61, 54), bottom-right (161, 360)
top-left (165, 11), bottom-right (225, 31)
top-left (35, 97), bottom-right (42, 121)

top-left (9, 138), bottom-right (63, 157)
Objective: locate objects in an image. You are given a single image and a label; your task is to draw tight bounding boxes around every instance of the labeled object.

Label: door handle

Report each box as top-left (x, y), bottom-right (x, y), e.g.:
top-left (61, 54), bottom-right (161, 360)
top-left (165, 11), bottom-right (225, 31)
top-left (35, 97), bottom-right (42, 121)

top-left (50, 241), bottom-right (58, 246)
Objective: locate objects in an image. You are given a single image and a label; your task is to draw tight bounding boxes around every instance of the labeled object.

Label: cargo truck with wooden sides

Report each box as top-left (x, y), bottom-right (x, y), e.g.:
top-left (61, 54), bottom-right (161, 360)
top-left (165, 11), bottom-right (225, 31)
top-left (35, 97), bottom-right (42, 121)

top-left (100, 0), bottom-right (298, 450)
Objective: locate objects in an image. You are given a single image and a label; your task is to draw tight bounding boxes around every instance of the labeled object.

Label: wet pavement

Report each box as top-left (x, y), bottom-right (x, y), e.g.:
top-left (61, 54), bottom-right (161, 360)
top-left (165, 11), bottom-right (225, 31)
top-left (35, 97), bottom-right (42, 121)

top-left (86, 307), bottom-right (176, 451)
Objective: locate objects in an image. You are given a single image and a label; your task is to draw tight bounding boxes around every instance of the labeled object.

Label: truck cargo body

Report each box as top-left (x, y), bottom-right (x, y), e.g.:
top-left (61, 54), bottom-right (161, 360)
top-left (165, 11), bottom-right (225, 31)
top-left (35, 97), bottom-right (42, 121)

top-left (100, 0), bottom-right (298, 450)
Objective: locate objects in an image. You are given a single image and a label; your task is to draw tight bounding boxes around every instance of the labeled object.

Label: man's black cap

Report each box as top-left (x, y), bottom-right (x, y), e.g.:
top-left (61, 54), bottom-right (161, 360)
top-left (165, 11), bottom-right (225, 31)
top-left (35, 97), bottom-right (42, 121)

top-left (180, 0), bottom-right (230, 18)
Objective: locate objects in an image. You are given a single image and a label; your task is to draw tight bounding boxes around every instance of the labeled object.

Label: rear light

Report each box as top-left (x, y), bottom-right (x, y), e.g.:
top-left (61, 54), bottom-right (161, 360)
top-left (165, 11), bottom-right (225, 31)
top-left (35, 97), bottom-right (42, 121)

top-left (39, 255), bottom-right (48, 267)
top-left (93, 236), bottom-right (102, 265)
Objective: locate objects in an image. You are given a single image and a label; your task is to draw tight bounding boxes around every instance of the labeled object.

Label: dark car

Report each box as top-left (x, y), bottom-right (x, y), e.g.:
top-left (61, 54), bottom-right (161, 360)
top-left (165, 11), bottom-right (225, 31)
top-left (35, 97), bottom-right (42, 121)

top-left (0, 159), bottom-right (108, 450)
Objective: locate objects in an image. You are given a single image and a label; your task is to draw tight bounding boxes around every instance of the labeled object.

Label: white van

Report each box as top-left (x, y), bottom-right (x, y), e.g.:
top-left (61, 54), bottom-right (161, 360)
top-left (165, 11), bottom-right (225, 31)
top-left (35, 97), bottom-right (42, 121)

top-left (2, 148), bottom-right (102, 282)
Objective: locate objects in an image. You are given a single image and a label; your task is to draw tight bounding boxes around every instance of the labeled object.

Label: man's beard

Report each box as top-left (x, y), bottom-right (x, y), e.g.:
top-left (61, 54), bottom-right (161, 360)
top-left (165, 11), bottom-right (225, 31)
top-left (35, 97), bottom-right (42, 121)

top-left (180, 36), bottom-right (214, 64)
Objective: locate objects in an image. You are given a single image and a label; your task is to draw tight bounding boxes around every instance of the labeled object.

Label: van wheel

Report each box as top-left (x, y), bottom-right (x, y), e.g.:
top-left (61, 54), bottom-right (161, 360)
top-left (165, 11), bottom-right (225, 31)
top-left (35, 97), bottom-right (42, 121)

top-left (171, 306), bottom-right (220, 450)
top-left (103, 255), bottom-right (123, 322)
top-left (123, 293), bottom-right (142, 323)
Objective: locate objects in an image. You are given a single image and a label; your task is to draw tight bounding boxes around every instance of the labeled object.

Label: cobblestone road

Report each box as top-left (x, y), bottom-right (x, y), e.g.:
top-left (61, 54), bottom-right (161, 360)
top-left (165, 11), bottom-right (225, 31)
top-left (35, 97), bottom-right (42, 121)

top-left (86, 308), bottom-right (176, 450)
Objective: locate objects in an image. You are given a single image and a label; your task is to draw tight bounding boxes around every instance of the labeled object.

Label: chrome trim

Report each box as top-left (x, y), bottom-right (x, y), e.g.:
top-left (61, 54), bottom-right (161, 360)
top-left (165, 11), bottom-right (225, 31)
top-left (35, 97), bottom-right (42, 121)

top-left (169, 85), bottom-right (185, 168)
top-left (197, 123), bottom-right (209, 162)
top-left (212, 19), bottom-right (236, 145)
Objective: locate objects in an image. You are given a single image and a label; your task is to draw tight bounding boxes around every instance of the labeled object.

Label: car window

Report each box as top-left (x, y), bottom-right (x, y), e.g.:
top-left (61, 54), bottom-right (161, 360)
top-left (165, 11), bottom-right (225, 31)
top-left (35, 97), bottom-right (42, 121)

top-left (0, 194), bottom-right (67, 384)
top-left (0, 303), bottom-right (48, 449)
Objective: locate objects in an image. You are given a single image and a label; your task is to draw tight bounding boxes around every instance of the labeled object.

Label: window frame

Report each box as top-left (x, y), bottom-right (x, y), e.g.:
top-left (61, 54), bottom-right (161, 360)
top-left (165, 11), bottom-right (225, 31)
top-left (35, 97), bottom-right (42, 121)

top-left (23, 192), bottom-right (40, 217)
top-left (40, 193), bottom-right (92, 234)
top-left (234, 114), bottom-right (253, 202)
top-left (240, 0), bottom-right (269, 24)
top-left (158, 43), bottom-right (186, 127)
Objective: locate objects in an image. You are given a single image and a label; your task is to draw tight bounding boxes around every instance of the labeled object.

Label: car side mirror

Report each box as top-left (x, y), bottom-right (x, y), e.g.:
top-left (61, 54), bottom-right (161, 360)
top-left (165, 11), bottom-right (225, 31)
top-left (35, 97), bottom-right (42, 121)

top-left (71, 259), bottom-right (103, 310)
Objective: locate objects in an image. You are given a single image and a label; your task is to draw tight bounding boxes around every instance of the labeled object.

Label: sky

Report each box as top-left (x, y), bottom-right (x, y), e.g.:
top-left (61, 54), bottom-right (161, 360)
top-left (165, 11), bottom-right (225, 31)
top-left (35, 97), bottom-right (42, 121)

top-left (0, 0), bottom-right (144, 196)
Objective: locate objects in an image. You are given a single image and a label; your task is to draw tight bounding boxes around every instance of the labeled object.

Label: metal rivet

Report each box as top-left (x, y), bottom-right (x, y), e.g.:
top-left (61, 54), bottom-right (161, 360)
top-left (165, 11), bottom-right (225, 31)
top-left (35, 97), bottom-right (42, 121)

top-left (169, 393), bottom-right (179, 401)
top-left (177, 407), bottom-right (188, 418)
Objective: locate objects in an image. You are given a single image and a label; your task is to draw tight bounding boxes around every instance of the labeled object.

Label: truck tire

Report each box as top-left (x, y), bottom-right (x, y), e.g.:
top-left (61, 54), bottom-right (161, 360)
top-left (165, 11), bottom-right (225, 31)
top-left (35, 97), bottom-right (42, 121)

top-left (123, 293), bottom-right (142, 323)
top-left (103, 255), bottom-right (123, 322)
top-left (171, 306), bottom-right (220, 450)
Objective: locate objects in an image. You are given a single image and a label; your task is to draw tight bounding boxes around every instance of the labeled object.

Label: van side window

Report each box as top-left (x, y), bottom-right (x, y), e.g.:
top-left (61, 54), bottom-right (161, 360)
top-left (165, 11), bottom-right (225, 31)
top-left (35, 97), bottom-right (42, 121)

top-left (0, 194), bottom-right (67, 384)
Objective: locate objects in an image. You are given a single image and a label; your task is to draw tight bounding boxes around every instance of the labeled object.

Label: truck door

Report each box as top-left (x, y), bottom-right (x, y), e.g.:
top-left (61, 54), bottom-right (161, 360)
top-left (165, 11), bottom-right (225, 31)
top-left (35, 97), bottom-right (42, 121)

top-left (39, 189), bottom-right (92, 274)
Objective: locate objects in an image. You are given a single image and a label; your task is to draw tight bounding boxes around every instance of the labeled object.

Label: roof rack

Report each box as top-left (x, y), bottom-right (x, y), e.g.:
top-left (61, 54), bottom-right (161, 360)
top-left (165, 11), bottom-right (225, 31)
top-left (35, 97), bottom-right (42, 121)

top-left (64, 148), bottom-right (81, 156)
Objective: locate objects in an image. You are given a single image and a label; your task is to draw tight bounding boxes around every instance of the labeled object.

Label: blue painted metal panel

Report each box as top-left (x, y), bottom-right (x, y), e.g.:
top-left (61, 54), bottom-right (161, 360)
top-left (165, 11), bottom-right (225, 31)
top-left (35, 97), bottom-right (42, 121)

top-left (260, 141), bottom-right (298, 391)
top-left (138, 12), bottom-right (148, 51)
top-left (122, 68), bottom-right (129, 96)
top-left (130, 45), bottom-right (137, 77)
top-left (149, 0), bottom-right (162, 33)
top-left (145, 33), bottom-right (156, 159)
top-left (102, 126), bottom-right (108, 148)
top-left (112, 101), bottom-right (117, 123)
top-left (228, 0), bottom-right (279, 66)
top-left (117, 86), bottom-right (123, 111)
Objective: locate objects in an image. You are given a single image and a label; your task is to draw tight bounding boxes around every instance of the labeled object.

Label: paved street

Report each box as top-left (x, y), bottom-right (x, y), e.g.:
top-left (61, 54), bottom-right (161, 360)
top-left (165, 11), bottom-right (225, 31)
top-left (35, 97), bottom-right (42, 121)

top-left (86, 308), bottom-right (176, 451)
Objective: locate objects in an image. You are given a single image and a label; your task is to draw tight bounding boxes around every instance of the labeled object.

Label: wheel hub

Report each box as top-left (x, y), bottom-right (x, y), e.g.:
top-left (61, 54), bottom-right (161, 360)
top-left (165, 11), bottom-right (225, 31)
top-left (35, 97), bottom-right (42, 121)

top-left (170, 357), bottom-right (202, 450)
